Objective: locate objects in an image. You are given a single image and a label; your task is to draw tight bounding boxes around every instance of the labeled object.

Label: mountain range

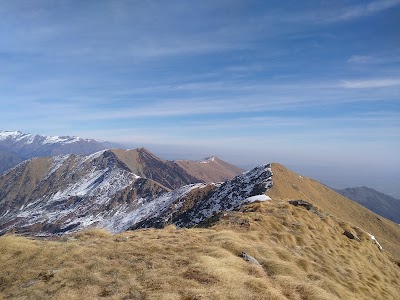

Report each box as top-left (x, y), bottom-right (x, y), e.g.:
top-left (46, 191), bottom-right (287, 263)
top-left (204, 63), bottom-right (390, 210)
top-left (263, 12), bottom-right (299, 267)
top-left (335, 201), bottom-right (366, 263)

top-left (1, 130), bottom-right (400, 299)
top-left (0, 145), bottom-right (399, 262)
top-left (0, 130), bottom-right (108, 173)
top-left (0, 148), bottom-right (266, 235)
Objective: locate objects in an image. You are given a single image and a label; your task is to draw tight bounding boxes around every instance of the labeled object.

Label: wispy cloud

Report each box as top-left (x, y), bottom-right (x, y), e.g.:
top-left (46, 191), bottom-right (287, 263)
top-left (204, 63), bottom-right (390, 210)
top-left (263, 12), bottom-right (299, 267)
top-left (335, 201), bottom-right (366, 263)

top-left (347, 53), bottom-right (400, 64)
top-left (341, 78), bottom-right (400, 88)
top-left (347, 55), bottom-right (376, 64)
top-left (332, 0), bottom-right (400, 21)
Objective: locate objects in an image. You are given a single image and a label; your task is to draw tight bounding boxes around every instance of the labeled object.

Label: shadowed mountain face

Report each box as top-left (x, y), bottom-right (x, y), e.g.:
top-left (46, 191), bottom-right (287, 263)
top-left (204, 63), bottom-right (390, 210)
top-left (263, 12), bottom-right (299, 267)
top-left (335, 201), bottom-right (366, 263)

top-left (335, 186), bottom-right (400, 224)
top-left (0, 131), bottom-right (107, 173)
top-left (0, 148), bottom-right (22, 174)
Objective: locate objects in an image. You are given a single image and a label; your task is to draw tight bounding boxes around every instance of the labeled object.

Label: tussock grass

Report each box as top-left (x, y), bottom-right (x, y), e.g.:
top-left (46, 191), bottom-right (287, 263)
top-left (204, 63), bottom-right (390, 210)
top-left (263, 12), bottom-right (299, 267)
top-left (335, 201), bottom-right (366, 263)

top-left (1, 200), bottom-right (400, 299)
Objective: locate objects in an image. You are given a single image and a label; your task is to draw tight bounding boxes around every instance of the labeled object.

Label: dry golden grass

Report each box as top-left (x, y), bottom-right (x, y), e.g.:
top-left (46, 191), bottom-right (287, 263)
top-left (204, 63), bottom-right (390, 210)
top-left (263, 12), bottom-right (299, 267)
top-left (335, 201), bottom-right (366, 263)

top-left (267, 163), bottom-right (400, 262)
top-left (1, 199), bottom-right (399, 300)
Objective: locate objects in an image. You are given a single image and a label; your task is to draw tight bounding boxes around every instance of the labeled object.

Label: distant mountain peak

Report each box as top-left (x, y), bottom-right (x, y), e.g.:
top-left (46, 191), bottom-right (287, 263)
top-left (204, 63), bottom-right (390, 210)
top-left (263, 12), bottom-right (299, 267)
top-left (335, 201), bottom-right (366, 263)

top-left (0, 130), bottom-right (109, 173)
top-left (197, 156), bottom-right (216, 163)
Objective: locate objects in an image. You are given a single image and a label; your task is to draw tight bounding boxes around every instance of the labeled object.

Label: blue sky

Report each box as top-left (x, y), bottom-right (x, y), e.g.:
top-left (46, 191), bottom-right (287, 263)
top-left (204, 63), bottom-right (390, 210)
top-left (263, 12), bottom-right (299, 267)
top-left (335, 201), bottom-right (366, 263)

top-left (1, 1), bottom-right (400, 195)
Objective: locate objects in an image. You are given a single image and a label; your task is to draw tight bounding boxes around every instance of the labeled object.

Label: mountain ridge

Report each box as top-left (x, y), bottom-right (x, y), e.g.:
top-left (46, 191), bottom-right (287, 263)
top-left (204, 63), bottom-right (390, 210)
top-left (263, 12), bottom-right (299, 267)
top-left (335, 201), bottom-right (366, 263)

top-left (335, 186), bottom-right (400, 224)
top-left (0, 148), bottom-right (246, 235)
top-left (0, 130), bottom-right (108, 173)
top-left (267, 163), bottom-right (400, 261)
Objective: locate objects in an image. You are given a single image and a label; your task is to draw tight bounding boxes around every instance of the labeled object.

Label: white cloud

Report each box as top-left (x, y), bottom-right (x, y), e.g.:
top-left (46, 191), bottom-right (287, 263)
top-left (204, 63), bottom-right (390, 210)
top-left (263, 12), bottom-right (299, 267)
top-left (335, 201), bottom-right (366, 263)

top-left (329, 0), bottom-right (400, 21)
top-left (341, 78), bottom-right (400, 89)
top-left (347, 55), bottom-right (376, 64)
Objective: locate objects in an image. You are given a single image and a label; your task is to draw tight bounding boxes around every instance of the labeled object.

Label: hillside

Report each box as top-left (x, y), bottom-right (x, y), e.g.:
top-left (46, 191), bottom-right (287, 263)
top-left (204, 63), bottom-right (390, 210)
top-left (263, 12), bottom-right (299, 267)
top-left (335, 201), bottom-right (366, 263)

top-left (111, 148), bottom-right (199, 190)
top-left (0, 199), bottom-right (399, 299)
top-left (266, 163), bottom-right (400, 261)
top-left (335, 186), bottom-right (400, 224)
top-left (175, 156), bottom-right (243, 183)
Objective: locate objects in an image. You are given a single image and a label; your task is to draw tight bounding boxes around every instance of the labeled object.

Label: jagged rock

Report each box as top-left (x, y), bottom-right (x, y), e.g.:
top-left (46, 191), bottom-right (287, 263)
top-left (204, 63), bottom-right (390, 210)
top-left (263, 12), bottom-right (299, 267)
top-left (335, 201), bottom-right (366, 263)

top-left (241, 252), bottom-right (262, 267)
top-left (343, 230), bottom-right (355, 239)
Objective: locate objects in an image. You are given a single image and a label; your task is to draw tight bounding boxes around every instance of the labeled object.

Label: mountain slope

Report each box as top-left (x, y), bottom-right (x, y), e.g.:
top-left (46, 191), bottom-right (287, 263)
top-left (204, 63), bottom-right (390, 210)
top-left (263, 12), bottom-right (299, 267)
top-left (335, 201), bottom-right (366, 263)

top-left (111, 148), bottom-right (200, 189)
top-left (0, 148), bottom-right (23, 175)
top-left (0, 156), bottom-right (271, 235)
top-left (0, 150), bottom-right (169, 235)
top-left (1, 197), bottom-right (399, 300)
top-left (175, 156), bottom-right (243, 183)
top-left (266, 163), bottom-right (400, 261)
top-left (130, 164), bottom-right (273, 229)
top-left (0, 131), bottom-right (108, 173)
top-left (335, 186), bottom-right (400, 224)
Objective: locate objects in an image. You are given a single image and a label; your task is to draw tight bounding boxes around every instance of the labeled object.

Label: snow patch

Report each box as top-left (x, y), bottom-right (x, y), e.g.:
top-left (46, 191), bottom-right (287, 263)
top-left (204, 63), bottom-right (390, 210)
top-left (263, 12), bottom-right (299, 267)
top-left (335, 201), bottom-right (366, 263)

top-left (197, 156), bottom-right (216, 163)
top-left (367, 233), bottom-right (383, 251)
top-left (244, 195), bottom-right (271, 203)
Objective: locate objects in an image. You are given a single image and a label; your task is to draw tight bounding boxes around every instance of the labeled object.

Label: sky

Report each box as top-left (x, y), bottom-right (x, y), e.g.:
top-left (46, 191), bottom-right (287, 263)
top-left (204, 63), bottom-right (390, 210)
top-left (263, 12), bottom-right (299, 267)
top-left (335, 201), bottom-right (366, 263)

top-left (0, 0), bottom-right (399, 196)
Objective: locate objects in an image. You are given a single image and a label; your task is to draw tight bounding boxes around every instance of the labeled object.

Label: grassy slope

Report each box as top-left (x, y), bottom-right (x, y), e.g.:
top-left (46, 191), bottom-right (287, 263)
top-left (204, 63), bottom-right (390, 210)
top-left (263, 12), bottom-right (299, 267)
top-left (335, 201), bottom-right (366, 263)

top-left (267, 163), bottom-right (400, 262)
top-left (1, 199), bottom-right (399, 300)
top-left (175, 158), bottom-right (243, 183)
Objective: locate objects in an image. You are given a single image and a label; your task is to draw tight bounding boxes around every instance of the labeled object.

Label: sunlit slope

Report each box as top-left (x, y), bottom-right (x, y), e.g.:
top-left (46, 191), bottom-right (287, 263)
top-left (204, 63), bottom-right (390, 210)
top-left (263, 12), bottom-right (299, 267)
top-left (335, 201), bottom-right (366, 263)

top-left (267, 163), bottom-right (400, 260)
top-left (1, 199), bottom-right (399, 299)
top-left (175, 157), bottom-right (243, 183)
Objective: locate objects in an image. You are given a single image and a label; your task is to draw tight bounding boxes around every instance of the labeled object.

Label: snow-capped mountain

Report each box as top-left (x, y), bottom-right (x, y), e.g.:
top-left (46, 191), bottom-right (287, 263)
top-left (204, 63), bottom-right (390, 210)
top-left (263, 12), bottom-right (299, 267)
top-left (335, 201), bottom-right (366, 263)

top-left (0, 150), bottom-right (169, 235)
top-left (0, 130), bottom-right (107, 173)
top-left (0, 147), bottom-right (271, 235)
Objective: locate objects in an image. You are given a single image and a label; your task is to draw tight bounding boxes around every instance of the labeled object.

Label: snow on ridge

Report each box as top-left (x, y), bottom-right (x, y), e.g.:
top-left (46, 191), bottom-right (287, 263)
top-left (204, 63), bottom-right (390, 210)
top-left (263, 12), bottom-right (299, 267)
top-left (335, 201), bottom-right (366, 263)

top-left (101, 183), bottom-right (206, 233)
top-left (43, 154), bottom-right (71, 180)
top-left (15, 167), bottom-right (138, 229)
top-left (180, 163), bottom-right (273, 226)
top-left (42, 135), bottom-right (86, 144)
top-left (3, 161), bottom-right (273, 235)
top-left (197, 156), bottom-right (216, 163)
top-left (0, 130), bottom-right (96, 145)
top-left (0, 130), bottom-right (23, 140)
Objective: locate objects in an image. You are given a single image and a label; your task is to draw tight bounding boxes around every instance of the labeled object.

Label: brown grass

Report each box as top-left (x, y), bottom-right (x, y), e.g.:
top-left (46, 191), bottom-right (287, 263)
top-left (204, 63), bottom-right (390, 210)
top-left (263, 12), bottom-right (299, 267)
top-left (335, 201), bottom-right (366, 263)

top-left (267, 163), bottom-right (400, 261)
top-left (1, 199), bottom-right (399, 300)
